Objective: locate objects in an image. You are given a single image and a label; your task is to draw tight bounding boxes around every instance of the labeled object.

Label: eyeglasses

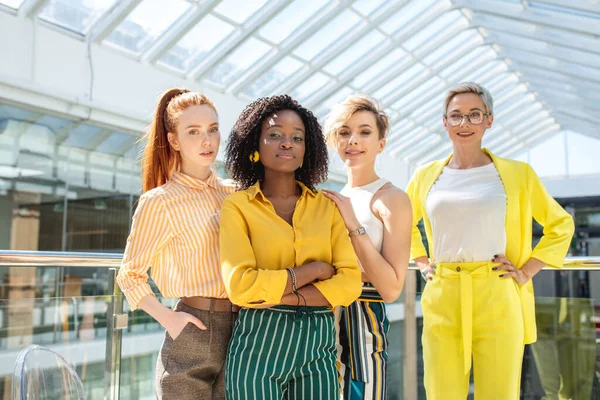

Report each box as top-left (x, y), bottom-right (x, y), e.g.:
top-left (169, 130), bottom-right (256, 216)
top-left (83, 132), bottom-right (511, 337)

top-left (444, 110), bottom-right (490, 126)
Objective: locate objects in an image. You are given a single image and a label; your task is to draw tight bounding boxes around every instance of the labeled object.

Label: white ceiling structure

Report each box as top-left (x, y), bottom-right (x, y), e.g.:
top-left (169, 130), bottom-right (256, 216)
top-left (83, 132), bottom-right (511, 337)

top-left (0, 0), bottom-right (598, 194)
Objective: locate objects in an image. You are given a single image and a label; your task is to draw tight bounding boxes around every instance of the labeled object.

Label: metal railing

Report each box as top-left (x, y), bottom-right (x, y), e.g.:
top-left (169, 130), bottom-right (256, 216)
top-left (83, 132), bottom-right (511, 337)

top-left (0, 250), bottom-right (599, 400)
top-left (0, 250), bottom-right (125, 400)
top-left (1, 250), bottom-right (599, 269)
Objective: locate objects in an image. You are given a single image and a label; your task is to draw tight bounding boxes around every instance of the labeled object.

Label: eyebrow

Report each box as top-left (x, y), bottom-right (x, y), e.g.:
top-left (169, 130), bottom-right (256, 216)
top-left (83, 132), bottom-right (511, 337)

top-left (341, 123), bottom-right (373, 129)
top-left (185, 122), bottom-right (219, 129)
top-left (267, 123), bottom-right (305, 133)
top-left (448, 107), bottom-right (484, 113)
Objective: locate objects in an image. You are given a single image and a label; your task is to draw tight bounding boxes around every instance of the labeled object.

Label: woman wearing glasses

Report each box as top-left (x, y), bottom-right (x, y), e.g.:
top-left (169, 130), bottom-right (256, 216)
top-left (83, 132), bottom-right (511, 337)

top-left (406, 82), bottom-right (574, 399)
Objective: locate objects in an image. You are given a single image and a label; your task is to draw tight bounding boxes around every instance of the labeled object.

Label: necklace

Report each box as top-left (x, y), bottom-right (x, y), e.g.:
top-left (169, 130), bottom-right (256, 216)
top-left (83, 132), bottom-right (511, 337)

top-left (274, 205), bottom-right (296, 215)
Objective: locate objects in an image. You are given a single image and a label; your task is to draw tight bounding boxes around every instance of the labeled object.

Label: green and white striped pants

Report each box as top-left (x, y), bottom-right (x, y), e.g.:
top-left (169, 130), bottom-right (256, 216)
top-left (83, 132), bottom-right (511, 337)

top-left (225, 305), bottom-right (338, 400)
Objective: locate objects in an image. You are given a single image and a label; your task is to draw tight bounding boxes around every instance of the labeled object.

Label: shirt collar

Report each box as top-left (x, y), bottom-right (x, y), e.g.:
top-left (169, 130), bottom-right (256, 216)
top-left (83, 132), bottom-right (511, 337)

top-left (247, 180), bottom-right (317, 201)
top-left (171, 170), bottom-right (219, 190)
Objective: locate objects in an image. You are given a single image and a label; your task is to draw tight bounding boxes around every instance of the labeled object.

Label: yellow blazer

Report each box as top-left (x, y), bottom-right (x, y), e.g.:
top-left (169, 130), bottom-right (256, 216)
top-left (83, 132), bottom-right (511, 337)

top-left (406, 148), bottom-right (574, 344)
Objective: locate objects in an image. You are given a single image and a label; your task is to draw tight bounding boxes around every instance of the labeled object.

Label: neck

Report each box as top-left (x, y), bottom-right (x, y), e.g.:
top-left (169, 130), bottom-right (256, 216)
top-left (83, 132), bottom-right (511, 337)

top-left (180, 163), bottom-right (212, 181)
top-left (346, 162), bottom-right (380, 188)
top-left (449, 144), bottom-right (489, 169)
top-left (261, 170), bottom-right (298, 198)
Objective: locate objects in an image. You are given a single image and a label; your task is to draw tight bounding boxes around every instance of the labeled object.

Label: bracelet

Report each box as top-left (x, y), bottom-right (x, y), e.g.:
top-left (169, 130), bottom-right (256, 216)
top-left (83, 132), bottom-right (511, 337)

top-left (286, 267), bottom-right (298, 293)
top-left (420, 268), bottom-right (428, 281)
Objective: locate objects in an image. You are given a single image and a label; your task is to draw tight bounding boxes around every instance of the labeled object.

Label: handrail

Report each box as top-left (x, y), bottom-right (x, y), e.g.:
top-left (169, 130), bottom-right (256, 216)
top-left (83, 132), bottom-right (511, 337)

top-left (0, 250), bottom-right (122, 267)
top-left (0, 250), bottom-right (599, 270)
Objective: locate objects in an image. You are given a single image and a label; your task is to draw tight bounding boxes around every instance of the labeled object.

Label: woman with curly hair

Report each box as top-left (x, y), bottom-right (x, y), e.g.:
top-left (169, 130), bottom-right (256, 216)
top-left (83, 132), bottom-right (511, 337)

top-left (220, 94), bottom-right (362, 400)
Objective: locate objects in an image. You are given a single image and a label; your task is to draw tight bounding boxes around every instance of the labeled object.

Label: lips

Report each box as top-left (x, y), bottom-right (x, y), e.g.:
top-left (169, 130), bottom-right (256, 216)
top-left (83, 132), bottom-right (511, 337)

top-left (345, 150), bottom-right (364, 157)
top-left (457, 132), bottom-right (475, 137)
top-left (199, 151), bottom-right (214, 156)
top-left (276, 153), bottom-right (294, 159)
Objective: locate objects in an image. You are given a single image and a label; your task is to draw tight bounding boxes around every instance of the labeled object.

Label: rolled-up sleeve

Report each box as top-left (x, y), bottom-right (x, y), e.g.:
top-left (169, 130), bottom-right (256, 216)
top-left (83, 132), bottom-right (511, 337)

top-left (313, 207), bottom-right (361, 307)
top-left (117, 194), bottom-right (170, 310)
top-left (220, 198), bottom-right (288, 307)
top-left (528, 165), bottom-right (575, 268)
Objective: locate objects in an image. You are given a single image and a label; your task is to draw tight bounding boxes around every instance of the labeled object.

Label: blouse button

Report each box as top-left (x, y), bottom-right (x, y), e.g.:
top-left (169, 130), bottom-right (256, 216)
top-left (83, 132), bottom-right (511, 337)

top-left (456, 266), bottom-right (461, 272)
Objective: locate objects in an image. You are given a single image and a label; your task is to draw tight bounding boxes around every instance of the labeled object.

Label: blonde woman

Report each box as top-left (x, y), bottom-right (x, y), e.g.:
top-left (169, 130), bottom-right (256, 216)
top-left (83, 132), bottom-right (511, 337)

top-left (407, 82), bottom-right (574, 399)
top-left (322, 95), bottom-right (412, 400)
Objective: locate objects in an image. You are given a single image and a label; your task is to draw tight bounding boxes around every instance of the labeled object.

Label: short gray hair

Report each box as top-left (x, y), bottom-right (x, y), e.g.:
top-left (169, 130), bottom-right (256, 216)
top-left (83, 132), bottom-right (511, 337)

top-left (443, 82), bottom-right (494, 115)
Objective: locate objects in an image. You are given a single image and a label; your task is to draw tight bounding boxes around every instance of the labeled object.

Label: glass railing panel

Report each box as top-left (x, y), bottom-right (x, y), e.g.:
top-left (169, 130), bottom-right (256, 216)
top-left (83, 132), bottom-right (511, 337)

top-left (391, 268), bottom-right (600, 399)
top-left (0, 295), bottom-right (115, 399)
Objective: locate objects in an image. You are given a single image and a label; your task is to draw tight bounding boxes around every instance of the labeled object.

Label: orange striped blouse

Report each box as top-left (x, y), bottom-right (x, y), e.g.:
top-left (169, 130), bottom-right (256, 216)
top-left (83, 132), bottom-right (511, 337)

top-left (117, 171), bottom-right (236, 310)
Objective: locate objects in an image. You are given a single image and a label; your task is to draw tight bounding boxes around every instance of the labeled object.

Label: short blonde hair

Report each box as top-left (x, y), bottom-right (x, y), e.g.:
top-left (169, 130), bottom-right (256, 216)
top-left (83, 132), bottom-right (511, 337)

top-left (324, 94), bottom-right (389, 145)
top-left (443, 82), bottom-right (494, 115)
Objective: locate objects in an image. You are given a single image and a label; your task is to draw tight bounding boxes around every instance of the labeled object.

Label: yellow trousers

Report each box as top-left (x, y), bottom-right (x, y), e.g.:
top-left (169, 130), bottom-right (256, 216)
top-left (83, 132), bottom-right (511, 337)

top-left (421, 261), bottom-right (525, 400)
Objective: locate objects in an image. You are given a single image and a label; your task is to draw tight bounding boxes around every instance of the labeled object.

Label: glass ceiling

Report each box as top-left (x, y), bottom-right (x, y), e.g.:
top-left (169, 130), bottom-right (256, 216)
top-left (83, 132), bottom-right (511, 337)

top-left (1, 0), bottom-right (598, 166)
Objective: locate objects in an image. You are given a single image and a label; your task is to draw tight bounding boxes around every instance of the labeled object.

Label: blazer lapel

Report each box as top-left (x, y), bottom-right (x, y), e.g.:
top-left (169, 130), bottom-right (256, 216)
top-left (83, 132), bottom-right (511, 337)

top-left (485, 149), bottom-right (522, 265)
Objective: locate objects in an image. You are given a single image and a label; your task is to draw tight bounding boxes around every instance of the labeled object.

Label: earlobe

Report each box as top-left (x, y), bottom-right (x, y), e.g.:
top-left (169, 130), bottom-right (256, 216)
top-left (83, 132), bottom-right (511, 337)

top-left (167, 132), bottom-right (180, 151)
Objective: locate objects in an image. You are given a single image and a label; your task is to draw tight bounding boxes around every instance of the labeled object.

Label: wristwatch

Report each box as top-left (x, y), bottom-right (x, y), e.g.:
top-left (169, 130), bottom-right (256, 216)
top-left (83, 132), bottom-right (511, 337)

top-left (348, 226), bottom-right (366, 237)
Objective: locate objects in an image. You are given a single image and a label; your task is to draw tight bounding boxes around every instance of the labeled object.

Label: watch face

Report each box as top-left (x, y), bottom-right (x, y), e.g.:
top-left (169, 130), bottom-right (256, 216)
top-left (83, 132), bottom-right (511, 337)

top-left (350, 227), bottom-right (366, 236)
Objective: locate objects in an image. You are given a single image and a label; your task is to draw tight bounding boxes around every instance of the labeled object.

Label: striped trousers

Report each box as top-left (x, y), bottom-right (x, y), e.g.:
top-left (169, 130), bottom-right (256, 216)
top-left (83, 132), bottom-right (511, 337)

top-left (336, 300), bottom-right (389, 400)
top-left (225, 305), bottom-right (338, 400)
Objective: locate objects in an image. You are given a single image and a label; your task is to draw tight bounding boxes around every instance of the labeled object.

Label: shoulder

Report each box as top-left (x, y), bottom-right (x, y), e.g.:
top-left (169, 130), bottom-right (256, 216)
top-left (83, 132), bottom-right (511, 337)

top-left (312, 189), bottom-right (336, 207)
top-left (218, 178), bottom-right (238, 194)
top-left (373, 184), bottom-right (411, 216)
top-left (222, 189), bottom-right (253, 208)
top-left (492, 154), bottom-right (530, 171)
top-left (138, 182), bottom-right (172, 204)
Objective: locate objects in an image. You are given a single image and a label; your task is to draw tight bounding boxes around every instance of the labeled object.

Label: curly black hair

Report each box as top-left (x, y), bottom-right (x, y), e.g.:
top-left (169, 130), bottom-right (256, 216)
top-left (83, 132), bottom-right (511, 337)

top-left (225, 94), bottom-right (329, 190)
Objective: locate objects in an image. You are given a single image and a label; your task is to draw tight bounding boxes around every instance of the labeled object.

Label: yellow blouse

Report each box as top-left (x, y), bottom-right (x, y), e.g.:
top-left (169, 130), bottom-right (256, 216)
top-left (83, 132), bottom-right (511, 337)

top-left (220, 181), bottom-right (362, 308)
top-left (117, 171), bottom-right (236, 310)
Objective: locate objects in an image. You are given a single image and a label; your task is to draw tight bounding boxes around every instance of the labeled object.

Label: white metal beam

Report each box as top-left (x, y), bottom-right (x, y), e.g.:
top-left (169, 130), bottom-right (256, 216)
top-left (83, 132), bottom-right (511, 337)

top-left (55, 122), bottom-right (82, 144)
top-left (352, 6), bottom-right (452, 97)
top-left (484, 33), bottom-right (600, 69)
top-left (308, 4), bottom-right (464, 108)
top-left (553, 117), bottom-right (600, 139)
top-left (311, 26), bottom-right (478, 111)
top-left (532, 0), bottom-right (600, 14)
top-left (228, 0), bottom-right (356, 94)
top-left (86, 129), bottom-right (114, 150)
top-left (88, 0), bottom-right (142, 43)
top-left (470, 12), bottom-right (600, 54)
top-left (190, 0), bottom-right (293, 81)
top-left (18, 0), bottom-right (47, 18)
top-left (522, 75), bottom-right (600, 95)
top-left (278, 1), bottom-right (450, 98)
top-left (515, 65), bottom-right (600, 89)
top-left (454, 0), bottom-right (600, 35)
top-left (141, 0), bottom-right (219, 64)
top-left (505, 53), bottom-right (600, 83)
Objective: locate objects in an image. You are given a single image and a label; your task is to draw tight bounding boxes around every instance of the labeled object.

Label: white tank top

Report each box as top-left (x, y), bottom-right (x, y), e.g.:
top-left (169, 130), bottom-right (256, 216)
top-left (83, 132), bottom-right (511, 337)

top-left (341, 178), bottom-right (389, 254)
top-left (426, 163), bottom-right (507, 262)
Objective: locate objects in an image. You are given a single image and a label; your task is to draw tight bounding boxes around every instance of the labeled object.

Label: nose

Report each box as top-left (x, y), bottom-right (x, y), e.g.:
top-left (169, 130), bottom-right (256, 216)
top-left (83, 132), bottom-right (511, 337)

top-left (201, 131), bottom-right (211, 145)
top-left (459, 115), bottom-right (470, 126)
top-left (348, 132), bottom-right (359, 145)
top-left (280, 136), bottom-right (293, 149)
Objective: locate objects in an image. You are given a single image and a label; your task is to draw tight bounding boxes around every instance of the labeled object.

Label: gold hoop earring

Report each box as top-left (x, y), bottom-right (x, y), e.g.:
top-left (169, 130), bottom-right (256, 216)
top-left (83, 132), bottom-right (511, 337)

top-left (249, 151), bottom-right (260, 163)
top-left (300, 159), bottom-right (303, 168)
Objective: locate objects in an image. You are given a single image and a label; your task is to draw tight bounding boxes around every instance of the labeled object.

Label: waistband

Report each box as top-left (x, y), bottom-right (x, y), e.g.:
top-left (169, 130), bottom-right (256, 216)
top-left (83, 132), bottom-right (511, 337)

top-left (358, 282), bottom-right (384, 302)
top-left (181, 296), bottom-right (240, 313)
top-left (256, 305), bottom-right (333, 315)
top-left (434, 260), bottom-right (504, 277)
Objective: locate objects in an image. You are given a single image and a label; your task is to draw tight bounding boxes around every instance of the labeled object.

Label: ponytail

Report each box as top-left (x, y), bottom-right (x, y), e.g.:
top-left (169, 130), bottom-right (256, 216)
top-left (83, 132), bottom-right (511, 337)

top-left (141, 88), bottom-right (216, 193)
